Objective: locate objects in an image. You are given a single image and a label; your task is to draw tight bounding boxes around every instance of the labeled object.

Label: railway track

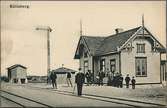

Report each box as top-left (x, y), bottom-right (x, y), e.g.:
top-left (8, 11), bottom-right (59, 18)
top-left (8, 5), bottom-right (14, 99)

top-left (0, 90), bottom-right (54, 108)
top-left (22, 85), bottom-right (166, 107)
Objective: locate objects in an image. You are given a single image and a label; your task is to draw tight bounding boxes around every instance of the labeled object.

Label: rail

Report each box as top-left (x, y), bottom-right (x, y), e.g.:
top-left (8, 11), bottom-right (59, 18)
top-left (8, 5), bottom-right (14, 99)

top-left (0, 90), bottom-right (54, 108)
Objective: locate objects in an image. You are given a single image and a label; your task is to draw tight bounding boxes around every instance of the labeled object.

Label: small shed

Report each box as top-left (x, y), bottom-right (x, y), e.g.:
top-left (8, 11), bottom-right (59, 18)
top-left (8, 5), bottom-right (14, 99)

top-left (7, 64), bottom-right (28, 84)
top-left (52, 67), bottom-right (76, 84)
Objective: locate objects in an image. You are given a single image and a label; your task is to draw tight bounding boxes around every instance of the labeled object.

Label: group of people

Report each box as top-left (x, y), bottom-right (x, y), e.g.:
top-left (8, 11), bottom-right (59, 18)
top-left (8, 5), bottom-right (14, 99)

top-left (96, 70), bottom-right (122, 87)
top-left (108, 73), bottom-right (124, 88)
top-left (50, 72), bottom-right (57, 89)
top-left (95, 70), bottom-right (136, 89)
top-left (112, 73), bottom-right (136, 89)
top-left (49, 71), bottom-right (73, 89)
top-left (85, 70), bottom-right (93, 86)
top-left (97, 71), bottom-right (105, 86)
top-left (49, 68), bottom-right (136, 96)
top-left (125, 74), bottom-right (136, 89)
top-left (107, 72), bottom-right (136, 89)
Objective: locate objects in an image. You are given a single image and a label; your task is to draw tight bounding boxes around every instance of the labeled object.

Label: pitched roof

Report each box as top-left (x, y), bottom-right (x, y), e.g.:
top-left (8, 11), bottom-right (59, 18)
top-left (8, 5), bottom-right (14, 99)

top-left (83, 26), bottom-right (141, 56)
top-left (75, 26), bottom-right (166, 58)
top-left (82, 36), bottom-right (105, 55)
top-left (52, 67), bottom-right (77, 74)
top-left (7, 64), bottom-right (27, 70)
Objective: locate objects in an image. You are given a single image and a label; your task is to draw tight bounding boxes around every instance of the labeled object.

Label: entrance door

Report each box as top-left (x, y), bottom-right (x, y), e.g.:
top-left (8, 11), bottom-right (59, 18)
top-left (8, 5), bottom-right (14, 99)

top-left (110, 59), bottom-right (116, 74)
top-left (84, 61), bottom-right (88, 74)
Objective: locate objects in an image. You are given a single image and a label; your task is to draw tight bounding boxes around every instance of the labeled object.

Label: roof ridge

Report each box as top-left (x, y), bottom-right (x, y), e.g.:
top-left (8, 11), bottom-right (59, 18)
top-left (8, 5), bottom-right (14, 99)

top-left (82, 35), bottom-right (106, 38)
top-left (7, 64), bottom-right (27, 69)
top-left (54, 67), bottom-right (77, 70)
top-left (105, 26), bottom-right (141, 39)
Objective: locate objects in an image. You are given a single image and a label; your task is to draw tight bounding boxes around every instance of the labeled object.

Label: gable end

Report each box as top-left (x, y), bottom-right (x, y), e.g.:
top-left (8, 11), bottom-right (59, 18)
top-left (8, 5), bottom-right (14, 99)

top-left (74, 36), bottom-right (91, 59)
top-left (119, 26), bottom-right (166, 53)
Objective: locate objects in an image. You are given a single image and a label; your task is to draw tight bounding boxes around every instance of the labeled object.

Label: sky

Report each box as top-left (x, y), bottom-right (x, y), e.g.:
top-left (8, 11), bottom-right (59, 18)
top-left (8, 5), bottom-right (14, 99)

top-left (1, 1), bottom-right (166, 76)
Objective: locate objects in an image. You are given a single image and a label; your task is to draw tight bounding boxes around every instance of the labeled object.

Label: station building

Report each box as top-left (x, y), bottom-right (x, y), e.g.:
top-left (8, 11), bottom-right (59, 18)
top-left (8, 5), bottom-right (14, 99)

top-left (74, 25), bottom-right (166, 85)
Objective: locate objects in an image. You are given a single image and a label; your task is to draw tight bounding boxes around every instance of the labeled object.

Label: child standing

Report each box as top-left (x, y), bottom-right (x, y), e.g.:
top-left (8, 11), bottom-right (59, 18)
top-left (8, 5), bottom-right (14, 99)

top-left (131, 76), bottom-right (136, 89)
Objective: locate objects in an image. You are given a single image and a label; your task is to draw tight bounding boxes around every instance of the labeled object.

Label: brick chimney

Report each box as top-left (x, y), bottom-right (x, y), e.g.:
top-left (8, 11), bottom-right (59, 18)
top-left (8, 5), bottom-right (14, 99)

top-left (115, 28), bottom-right (123, 34)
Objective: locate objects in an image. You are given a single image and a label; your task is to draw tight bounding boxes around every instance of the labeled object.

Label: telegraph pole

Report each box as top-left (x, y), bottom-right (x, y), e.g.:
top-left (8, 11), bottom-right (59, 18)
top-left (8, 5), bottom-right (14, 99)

top-left (80, 19), bottom-right (82, 36)
top-left (36, 26), bottom-right (52, 83)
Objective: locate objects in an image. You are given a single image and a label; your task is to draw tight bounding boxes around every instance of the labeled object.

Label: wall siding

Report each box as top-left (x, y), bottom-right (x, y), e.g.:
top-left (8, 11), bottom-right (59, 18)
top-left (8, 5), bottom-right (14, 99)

top-left (100, 54), bottom-right (120, 73)
top-left (11, 68), bottom-right (17, 79)
top-left (121, 38), bottom-right (161, 84)
top-left (94, 57), bottom-right (100, 77)
top-left (16, 67), bottom-right (27, 78)
top-left (79, 54), bottom-right (93, 73)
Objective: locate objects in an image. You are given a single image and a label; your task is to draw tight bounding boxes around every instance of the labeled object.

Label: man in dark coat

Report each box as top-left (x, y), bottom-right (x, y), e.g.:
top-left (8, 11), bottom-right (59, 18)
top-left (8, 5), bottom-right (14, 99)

top-left (67, 72), bottom-right (73, 87)
top-left (115, 72), bottom-right (120, 87)
top-left (131, 76), bottom-right (136, 89)
top-left (112, 74), bottom-right (116, 87)
top-left (85, 70), bottom-right (92, 86)
top-left (98, 70), bottom-right (105, 86)
top-left (125, 74), bottom-right (130, 88)
top-left (50, 72), bottom-right (57, 89)
top-left (118, 74), bottom-right (123, 88)
top-left (89, 71), bottom-right (93, 85)
top-left (107, 71), bottom-right (112, 86)
top-left (75, 68), bottom-right (85, 96)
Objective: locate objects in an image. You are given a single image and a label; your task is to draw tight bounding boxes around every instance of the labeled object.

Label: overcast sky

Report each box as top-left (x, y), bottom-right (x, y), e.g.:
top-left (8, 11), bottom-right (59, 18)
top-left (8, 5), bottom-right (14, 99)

top-left (1, 1), bottom-right (166, 76)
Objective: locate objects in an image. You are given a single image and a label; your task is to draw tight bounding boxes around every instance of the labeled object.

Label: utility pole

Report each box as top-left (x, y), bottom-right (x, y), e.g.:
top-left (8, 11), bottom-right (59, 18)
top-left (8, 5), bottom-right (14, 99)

top-left (36, 26), bottom-right (52, 83)
top-left (80, 19), bottom-right (83, 36)
top-left (142, 14), bottom-right (145, 37)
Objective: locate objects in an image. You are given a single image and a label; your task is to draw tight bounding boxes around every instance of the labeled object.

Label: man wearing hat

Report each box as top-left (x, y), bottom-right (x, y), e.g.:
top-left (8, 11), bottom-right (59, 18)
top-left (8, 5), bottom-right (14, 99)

top-left (75, 68), bottom-right (85, 96)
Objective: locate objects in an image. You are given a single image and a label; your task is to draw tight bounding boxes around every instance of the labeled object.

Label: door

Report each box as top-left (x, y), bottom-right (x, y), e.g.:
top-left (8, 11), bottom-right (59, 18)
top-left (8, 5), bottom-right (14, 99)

top-left (110, 59), bottom-right (116, 74)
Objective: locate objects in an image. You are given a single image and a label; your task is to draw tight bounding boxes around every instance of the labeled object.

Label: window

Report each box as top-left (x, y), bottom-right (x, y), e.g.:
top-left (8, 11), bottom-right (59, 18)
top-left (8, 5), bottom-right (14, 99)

top-left (135, 57), bottom-right (147, 77)
top-left (84, 61), bottom-right (88, 73)
top-left (110, 59), bottom-right (116, 73)
top-left (137, 44), bottom-right (145, 53)
top-left (100, 59), bottom-right (105, 72)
